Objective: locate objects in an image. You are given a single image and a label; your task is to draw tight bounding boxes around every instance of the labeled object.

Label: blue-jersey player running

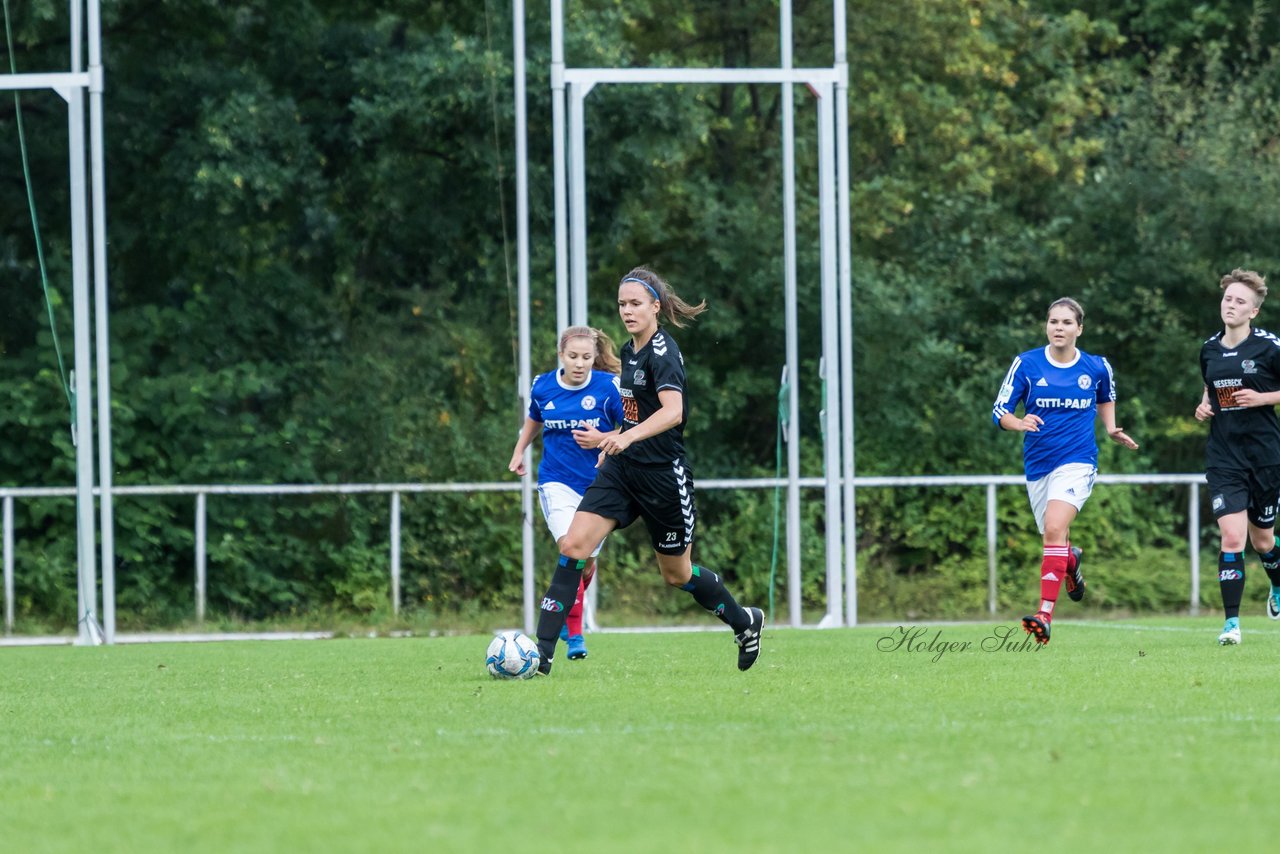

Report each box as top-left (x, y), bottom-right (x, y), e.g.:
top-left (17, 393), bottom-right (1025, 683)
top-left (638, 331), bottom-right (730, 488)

top-left (509, 326), bottom-right (625, 660)
top-left (993, 297), bottom-right (1139, 645)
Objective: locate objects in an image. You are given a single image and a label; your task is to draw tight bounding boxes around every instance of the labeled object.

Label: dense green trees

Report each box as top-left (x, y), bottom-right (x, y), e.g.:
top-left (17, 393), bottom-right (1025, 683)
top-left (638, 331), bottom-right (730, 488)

top-left (1, 1), bottom-right (1278, 629)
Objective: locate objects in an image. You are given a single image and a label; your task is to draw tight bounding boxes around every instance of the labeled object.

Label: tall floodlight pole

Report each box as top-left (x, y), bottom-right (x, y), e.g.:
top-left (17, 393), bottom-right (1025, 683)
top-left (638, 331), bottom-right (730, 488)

top-left (68, 0), bottom-right (101, 645)
top-left (87, 0), bottom-right (115, 643)
top-left (834, 1), bottom-right (856, 625)
top-left (550, 0), bottom-right (569, 333)
top-left (568, 81), bottom-right (590, 326)
top-left (816, 81), bottom-right (843, 627)
top-left (780, 1), bottom-right (802, 629)
top-left (514, 0), bottom-right (537, 635)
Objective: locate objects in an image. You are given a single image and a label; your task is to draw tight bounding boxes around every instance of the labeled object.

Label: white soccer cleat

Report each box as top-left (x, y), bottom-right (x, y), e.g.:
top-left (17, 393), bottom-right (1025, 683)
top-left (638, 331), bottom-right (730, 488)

top-left (1217, 625), bottom-right (1241, 646)
top-left (1267, 589), bottom-right (1280, 621)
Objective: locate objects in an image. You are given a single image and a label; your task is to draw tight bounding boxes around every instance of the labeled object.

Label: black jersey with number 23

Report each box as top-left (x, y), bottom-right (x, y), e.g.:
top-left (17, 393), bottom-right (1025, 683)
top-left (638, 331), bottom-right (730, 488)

top-left (1200, 327), bottom-right (1280, 470)
top-left (619, 329), bottom-right (688, 465)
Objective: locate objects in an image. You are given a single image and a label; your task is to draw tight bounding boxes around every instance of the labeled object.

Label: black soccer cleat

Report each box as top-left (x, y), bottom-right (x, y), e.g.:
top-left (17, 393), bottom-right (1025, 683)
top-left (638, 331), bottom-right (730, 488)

top-left (1021, 612), bottom-right (1052, 645)
top-left (735, 607), bottom-right (764, 671)
top-left (1064, 546), bottom-right (1086, 602)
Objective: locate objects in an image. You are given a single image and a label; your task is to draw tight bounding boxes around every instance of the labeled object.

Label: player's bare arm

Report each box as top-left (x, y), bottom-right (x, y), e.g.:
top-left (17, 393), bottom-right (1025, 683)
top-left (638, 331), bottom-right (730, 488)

top-left (1230, 388), bottom-right (1280, 409)
top-left (597, 389), bottom-right (683, 457)
top-left (572, 424), bottom-right (619, 449)
top-left (999, 411), bottom-right (1043, 433)
top-left (1097, 402), bottom-right (1139, 450)
top-left (1194, 387), bottom-right (1214, 422)
top-left (508, 417), bottom-right (542, 476)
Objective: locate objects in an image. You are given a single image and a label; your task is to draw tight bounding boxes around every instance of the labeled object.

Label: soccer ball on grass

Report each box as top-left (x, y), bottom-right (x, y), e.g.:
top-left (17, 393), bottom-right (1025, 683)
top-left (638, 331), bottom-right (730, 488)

top-left (485, 631), bottom-right (541, 680)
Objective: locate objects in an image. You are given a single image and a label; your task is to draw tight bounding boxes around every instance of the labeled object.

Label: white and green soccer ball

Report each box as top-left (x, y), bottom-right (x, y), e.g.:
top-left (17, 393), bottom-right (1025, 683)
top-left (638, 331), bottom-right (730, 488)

top-left (485, 631), bottom-right (541, 680)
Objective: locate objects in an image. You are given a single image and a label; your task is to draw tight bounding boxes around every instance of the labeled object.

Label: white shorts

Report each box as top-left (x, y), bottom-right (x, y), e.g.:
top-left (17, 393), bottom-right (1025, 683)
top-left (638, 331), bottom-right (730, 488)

top-left (538, 481), bottom-right (604, 558)
top-left (1025, 462), bottom-right (1096, 534)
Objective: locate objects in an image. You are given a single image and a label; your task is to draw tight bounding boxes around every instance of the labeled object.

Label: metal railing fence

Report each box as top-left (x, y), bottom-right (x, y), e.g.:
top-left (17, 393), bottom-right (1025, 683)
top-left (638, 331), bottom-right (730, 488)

top-left (1, 473), bottom-right (1208, 638)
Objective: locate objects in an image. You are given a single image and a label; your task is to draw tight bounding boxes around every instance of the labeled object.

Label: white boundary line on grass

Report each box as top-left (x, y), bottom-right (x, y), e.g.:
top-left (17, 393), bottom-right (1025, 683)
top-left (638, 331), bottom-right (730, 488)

top-left (1070, 620), bottom-right (1280, 634)
top-left (4, 618), bottom-right (1267, 647)
top-left (0, 631), bottom-right (336, 647)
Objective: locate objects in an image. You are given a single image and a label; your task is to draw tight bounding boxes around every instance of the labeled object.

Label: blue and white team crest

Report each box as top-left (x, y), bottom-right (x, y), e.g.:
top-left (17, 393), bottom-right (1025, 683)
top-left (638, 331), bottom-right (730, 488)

top-left (581, 395), bottom-right (596, 410)
top-left (1077, 375), bottom-right (1092, 390)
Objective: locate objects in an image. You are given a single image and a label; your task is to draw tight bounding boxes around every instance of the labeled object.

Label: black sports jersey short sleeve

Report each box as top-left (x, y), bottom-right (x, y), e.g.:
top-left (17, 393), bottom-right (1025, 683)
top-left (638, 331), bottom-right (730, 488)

top-left (618, 328), bottom-right (688, 465)
top-left (1201, 327), bottom-right (1280, 470)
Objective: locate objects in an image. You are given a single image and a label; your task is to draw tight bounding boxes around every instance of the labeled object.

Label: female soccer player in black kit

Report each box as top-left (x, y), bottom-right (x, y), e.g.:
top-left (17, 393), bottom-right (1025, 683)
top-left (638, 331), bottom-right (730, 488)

top-left (533, 267), bottom-right (764, 675)
top-left (1195, 268), bottom-right (1280, 645)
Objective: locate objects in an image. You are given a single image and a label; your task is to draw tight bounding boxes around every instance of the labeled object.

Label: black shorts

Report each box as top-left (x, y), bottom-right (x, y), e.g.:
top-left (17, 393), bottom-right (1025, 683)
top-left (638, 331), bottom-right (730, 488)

top-left (1206, 465), bottom-right (1280, 527)
top-left (577, 455), bottom-right (696, 554)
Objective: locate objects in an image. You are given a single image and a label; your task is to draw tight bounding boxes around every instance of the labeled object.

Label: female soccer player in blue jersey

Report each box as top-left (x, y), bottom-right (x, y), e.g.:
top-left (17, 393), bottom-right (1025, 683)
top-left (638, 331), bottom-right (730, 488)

top-left (1194, 269), bottom-right (1280, 646)
top-left (993, 297), bottom-right (1139, 645)
top-left (531, 268), bottom-right (764, 675)
top-left (508, 326), bottom-right (625, 660)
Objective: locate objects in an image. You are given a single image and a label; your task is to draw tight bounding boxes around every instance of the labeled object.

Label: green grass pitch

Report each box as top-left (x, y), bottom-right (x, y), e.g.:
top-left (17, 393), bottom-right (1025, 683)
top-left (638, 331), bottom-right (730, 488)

top-left (2, 617), bottom-right (1275, 853)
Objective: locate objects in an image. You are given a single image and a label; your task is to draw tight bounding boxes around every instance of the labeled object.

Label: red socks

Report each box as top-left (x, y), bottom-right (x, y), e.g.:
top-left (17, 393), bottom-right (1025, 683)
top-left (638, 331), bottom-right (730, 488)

top-left (564, 559), bottom-right (597, 637)
top-left (1039, 545), bottom-right (1069, 617)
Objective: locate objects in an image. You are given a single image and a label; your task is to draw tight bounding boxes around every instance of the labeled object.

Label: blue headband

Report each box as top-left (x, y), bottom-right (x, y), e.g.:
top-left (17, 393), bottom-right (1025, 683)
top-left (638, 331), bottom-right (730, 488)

top-left (621, 276), bottom-right (660, 302)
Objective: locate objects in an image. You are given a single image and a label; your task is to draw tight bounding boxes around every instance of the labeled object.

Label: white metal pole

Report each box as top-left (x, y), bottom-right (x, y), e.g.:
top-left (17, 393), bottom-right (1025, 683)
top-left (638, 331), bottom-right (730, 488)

top-left (550, 0), bottom-right (569, 334)
top-left (390, 492), bottom-right (401, 614)
top-left (987, 483), bottom-right (997, 615)
top-left (69, 0), bottom-right (100, 646)
top-left (816, 82), bottom-right (843, 627)
top-left (515, 0), bottom-right (537, 635)
top-left (195, 492), bottom-right (206, 622)
top-left (3, 496), bottom-right (13, 635)
top-left (834, 0), bottom-right (856, 626)
top-left (1189, 483), bottom-right (1200, 616)
top-left (568, 82), bottom-right (590, 326)
top-left (781, 0), bottom-right (802, 629)
top-left (88, 0), bottom-right (115, 644)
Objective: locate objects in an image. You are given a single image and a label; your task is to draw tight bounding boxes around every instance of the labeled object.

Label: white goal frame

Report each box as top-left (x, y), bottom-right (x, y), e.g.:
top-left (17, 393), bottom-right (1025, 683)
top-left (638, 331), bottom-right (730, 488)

top-left (513, 1), bottom-right (855, 633)
top-left (2, 0), bottom-right (114, 645)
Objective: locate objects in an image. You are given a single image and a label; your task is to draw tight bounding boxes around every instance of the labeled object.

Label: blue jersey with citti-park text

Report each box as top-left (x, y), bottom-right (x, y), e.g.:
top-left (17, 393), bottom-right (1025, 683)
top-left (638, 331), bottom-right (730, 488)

top-left (527, 369), bottom-right (624, 494)
top-left (992, 346), bottom-right (1117, 481)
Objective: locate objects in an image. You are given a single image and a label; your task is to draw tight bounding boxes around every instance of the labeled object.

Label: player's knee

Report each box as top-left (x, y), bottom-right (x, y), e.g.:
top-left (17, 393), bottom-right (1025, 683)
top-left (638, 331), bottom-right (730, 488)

top-left (1042, 526), bottom-right (1070, 545)
top-left (656, 559), bottom-right (691, 586)
top-left (559, 535), bottom-right (594, 560)
top-left (1221, 535), bottom-right (1248, 553)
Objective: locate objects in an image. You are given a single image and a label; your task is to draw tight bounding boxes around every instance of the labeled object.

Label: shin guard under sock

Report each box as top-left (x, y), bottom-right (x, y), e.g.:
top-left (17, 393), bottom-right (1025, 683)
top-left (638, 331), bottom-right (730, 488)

top-left (536, 556), bottom-right (585, 665)
top-left (1039, 545), bottom-right (1069, 616)
top-left (1259, 540), bottom-right (1280, 588)
top-left (680, 564), bottom-right (749, 632)
top-left (565, 576), bottom-right (586, 638)
top-left (1219, 551), bottom-right (1245, 619)
top-left (565, 559), bottom-right (598, 638)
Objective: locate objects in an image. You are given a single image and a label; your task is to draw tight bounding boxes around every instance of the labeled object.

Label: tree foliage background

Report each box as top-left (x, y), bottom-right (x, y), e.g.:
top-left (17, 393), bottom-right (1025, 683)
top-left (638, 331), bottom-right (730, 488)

top-left (2, 0), bottom-right (1278, 629)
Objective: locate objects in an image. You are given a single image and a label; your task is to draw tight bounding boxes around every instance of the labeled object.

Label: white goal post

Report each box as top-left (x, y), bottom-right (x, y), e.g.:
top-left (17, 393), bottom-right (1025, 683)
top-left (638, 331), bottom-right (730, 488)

top-left (513, 0), bottom-right (855, 634)
top-left (2, 0), bottom-right (114, 645)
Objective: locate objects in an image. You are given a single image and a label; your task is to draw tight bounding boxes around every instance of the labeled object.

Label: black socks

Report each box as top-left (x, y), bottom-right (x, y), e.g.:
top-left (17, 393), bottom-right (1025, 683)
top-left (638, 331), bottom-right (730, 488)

top-left (536, 555), bottom-right (585, 667)
top-left (1219, 551), bottom-right (1245, 619)
top-left (680, 564), bottom-right (750, 633)
top-left (1260, 541), bottom-right (1280, 588)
